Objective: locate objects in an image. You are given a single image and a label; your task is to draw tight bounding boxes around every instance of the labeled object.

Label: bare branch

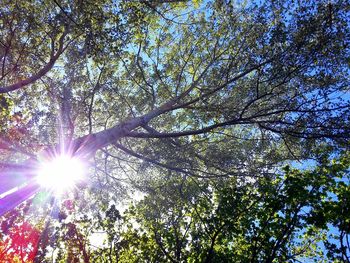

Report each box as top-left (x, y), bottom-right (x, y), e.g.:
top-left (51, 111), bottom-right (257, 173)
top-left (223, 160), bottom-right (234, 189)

top-left (0, 28), bottom-right (70, 93)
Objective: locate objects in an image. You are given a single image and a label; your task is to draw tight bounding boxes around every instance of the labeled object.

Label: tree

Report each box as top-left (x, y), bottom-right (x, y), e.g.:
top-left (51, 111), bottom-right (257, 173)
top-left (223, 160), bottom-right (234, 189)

top-left (0, 0), bottom-right (349, 261)
top-left (31, 150), bottom-right (349, 262)
top-left (115, 151), bottom-right (350, 262)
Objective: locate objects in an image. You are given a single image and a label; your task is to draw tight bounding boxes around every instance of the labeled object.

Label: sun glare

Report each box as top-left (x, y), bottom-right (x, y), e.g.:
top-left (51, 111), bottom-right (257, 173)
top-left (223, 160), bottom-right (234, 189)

top-left (36, 155), bottom-right (85, 195)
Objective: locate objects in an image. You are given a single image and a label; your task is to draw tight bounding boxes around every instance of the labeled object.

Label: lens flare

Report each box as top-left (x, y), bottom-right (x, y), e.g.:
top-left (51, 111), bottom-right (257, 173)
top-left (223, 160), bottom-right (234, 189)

top-left (36, 155), bottom-right (84, 195)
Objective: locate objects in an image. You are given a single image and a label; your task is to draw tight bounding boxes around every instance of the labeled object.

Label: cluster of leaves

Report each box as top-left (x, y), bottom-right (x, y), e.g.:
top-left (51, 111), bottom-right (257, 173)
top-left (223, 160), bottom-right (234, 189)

top-left (106, 151), bottom-right (349, 262)
top-left (0, 201), bottom-right (43, 263)
top-left (9, 150), bottom-right (345, 262)
top-left (0, 95), bottom-right (12, 131)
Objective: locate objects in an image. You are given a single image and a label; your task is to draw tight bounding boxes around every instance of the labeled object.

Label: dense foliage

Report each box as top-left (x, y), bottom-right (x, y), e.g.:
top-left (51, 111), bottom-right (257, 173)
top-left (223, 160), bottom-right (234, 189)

top-left (0, 0), bottom-right (349, 262)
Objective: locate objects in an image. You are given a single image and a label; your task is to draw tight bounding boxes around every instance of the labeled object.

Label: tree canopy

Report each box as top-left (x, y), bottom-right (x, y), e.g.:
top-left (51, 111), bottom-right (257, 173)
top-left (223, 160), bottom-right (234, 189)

top-left (0, 0), bottom-right (349, 262)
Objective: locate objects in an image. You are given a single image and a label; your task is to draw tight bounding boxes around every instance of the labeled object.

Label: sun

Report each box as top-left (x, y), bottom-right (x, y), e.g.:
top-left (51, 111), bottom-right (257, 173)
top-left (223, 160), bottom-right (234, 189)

top-left (36, 155), bottom-right (85, 195)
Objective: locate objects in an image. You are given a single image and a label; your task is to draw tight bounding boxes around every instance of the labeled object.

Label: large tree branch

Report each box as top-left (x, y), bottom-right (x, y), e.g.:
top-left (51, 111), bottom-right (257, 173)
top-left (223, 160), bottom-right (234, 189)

top-left (126, 118), bottom-right (350, 140)
top-left (126, 101), bottom-right (350, 140)
top-left (126, 119), bottom-right (244, 139)
top-left (73, 97), bottom-right (179, 154)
